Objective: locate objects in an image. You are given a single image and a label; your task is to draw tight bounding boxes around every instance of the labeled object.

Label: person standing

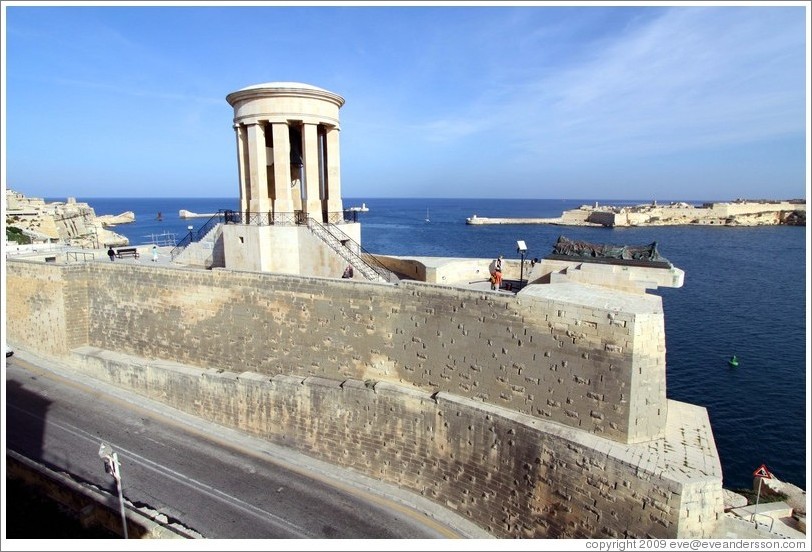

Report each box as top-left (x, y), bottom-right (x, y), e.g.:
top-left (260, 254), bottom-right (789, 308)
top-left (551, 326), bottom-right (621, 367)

top-left (490, 255), bottom-right (503, 290)
top-left (152, 245), bottom-right (159, 262)
top-left (107, 247), bottom-right (115, 262)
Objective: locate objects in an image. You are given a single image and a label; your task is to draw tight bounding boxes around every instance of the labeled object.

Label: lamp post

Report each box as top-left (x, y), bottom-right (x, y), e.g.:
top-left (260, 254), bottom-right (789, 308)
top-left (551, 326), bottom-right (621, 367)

top-left (517, 240), bottom-right (528, 289)
top-left (98, 442), bottom-right (128, 539)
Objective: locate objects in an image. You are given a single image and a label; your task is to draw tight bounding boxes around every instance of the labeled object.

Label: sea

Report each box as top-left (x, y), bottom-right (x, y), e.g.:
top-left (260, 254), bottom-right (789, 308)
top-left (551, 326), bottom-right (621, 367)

top-left (57, 196), bottom-right (809, 492)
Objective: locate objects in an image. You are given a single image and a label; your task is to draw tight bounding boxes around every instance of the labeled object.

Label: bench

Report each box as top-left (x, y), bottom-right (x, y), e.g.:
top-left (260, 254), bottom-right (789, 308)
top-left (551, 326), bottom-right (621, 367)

top-left (115, 248), bottom-right (140, 259)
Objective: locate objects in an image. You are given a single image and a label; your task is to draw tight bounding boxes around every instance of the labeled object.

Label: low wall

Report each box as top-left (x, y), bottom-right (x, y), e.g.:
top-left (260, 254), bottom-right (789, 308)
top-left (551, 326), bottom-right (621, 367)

top-left (70, 347), bottom-right (723, 538)
top-left (374, 255), bottom-right (524, 285)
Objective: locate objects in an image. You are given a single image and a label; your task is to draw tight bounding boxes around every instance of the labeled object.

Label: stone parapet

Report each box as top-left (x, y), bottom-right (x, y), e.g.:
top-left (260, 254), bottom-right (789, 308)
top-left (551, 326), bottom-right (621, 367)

top-left (66, 346), bottom-right (724, 538)
top-left (535, 258), bottom-right (685, 292)
top-left (6, 260), bottom-right (672, 444)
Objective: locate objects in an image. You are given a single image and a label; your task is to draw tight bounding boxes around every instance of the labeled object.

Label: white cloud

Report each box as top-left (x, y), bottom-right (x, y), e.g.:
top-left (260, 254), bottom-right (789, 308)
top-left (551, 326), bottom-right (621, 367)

top-left (404, 7), bottom-right (806, 162)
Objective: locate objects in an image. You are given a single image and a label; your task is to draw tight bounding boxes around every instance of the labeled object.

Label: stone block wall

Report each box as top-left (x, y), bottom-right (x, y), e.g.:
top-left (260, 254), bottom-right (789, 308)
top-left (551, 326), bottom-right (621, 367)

top-left (5, 260), bottom-right (669, 444)
top-left (70, 347), bottom-right (722, 538)
top-left (710, 201), bottom-right (804, 217)
top-left (5, 259), bottom-right (724, 537)
top-left (5, 261), bottom-right (88, 357)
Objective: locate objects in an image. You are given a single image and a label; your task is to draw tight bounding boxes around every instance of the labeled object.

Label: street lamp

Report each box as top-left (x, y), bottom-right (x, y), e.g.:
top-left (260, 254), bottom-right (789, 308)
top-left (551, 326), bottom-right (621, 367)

top-left (517, 240), bottom-right (528, 289)
top-left (98, 442), bottom-right (128, 539)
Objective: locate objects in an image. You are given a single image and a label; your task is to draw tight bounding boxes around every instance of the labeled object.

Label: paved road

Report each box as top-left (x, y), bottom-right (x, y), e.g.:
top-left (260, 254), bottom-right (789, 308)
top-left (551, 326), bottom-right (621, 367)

top-left (4, 353), bottom-right (485, 539)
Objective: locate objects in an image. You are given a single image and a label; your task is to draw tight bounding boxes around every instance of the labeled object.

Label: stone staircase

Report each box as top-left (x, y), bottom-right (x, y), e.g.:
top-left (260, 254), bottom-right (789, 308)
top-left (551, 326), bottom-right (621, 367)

top-left (171, 223), bottom-right (224, 269)
top-left (305, 217), bottom-right (397, 283)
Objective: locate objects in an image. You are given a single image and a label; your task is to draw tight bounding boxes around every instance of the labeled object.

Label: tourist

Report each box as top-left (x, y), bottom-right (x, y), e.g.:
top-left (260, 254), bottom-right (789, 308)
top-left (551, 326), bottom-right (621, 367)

top-left (107, 247), bottom-right (115, 262)
top-left (342, 265), bottom-right (354, 279)
top-left (490, 255), bottom-right (503, 290)
top-left (152, 245), bottom-right (159, 262)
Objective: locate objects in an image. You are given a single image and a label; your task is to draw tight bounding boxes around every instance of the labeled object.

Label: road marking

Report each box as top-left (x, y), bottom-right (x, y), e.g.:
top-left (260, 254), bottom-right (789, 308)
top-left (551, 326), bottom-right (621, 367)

top-left (6, 401), bottom-right (312, 538)
top-left (8, 358), bottom-right (468, 538)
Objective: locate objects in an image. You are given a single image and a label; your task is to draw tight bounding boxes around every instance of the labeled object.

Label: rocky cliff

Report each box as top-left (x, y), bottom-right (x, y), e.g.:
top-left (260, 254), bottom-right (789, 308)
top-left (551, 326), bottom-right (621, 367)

top-left (5, 189), bottom-right (130, 247)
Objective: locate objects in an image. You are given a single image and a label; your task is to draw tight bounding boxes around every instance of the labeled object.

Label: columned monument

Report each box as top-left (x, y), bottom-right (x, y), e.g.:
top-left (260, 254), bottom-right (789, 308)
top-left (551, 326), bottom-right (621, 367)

top-left (220, 82), bottom-right (364, 277)
top-left (226, 82), bottom-right (345, 223)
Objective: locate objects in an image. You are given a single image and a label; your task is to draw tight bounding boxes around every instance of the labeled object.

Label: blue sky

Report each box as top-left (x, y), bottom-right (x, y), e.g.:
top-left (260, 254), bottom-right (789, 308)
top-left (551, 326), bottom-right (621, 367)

top-left (2, 2), bottom-right (809, 200)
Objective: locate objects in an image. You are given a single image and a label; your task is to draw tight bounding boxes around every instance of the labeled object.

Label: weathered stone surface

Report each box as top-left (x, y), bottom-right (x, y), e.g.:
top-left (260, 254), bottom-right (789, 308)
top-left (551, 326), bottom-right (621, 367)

top-left (66, 346), bottom-right (723, 538)
top-left (5, 259), bottom-right (726, 538)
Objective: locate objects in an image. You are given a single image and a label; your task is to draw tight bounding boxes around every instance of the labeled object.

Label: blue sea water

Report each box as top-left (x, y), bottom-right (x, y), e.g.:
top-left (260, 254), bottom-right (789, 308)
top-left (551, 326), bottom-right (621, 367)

top-left (64, 196), bottom-right (808, 491)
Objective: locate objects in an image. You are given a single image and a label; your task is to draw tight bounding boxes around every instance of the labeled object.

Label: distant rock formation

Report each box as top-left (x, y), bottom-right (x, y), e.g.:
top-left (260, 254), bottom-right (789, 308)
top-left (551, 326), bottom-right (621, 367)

top-left (561, 199), bottom-right (807, 228)
top-left (758, 473), bottom-right (807, 517)
top-left (4, 189), bottom-right (129, 247)
top-left (467, 199), bottom-right (807, 227)
top-left (97, 211), bottom-right (136, 226)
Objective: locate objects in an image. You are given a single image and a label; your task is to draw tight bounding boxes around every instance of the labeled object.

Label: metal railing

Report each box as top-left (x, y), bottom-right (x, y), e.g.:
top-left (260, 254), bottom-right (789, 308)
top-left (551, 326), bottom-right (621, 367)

top-left (168, 208), bottom-right (391, 282)
top-left (220, 209), bottom-right (345, 227)
top-left (144, 232), bottom-right (178, 247)
top-left (67, 251), bottom-right (95, 263)
top-left (170, 211), bottom-right (228, 260)
top-left (305, 216), bottom-right (398, 283)
top-left (751, 512), bottom-right (775, 533)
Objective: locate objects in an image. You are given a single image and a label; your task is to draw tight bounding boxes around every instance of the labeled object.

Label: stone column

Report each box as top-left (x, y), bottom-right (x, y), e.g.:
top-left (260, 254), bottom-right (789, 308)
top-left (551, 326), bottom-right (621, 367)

top-left (302, 123), bottom-right (321, 221)
top-left (271, 123), bottom-right (294, 220)
top-left (246, 122), bottom-right (270, 213)
top-left (324, 126), bottom-right (343, 216)
top-left (234, 125), bottom-right (249, 214)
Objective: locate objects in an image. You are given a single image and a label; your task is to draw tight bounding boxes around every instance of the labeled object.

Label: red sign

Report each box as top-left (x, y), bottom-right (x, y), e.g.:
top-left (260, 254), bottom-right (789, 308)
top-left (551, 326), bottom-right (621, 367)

top-left (753, 464), bottom-right (772, 479)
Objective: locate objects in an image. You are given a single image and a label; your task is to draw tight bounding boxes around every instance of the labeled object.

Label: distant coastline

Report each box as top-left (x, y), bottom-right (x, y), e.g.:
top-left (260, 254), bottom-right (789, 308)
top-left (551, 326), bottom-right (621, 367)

top-left (466, 199), bottom-right (806, 227)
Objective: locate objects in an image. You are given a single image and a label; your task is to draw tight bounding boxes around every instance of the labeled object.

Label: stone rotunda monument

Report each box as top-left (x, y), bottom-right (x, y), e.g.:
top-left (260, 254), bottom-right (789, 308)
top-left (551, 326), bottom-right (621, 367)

top-left (210, 82), bottom-right (390, 280)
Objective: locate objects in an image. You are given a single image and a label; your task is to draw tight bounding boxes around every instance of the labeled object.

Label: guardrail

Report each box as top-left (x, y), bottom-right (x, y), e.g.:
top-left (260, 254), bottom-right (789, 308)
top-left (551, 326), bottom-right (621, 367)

top-left (168, 209), bottom-right (380, 279)
top-left (305, 217), bottom-right (397, 283)
top-left (67, 251), bottom-right (95, 263)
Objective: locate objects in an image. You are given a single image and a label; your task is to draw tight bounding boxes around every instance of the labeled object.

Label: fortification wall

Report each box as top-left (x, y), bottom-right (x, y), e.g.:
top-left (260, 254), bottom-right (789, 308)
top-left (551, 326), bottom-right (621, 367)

top-left (709, 201), bottom-right (804, 217)
top-left (4, 259), bottom-right (723, 537)
top-left (586, 211), bottom-right (617, 226)
top-left (5, 261), bottom-right (89, 357)
top-left (573, 202), bottom-right (806, 227)
top-left (68, 347), bottom-right (723, 538)
top-left (6, 261), bottom-right (669, 443)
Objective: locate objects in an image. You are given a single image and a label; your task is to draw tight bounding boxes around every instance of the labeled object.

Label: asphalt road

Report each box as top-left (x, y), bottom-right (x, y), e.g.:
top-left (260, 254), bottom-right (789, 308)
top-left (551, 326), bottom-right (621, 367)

top-left (4, 353), bottom-right (482, 539)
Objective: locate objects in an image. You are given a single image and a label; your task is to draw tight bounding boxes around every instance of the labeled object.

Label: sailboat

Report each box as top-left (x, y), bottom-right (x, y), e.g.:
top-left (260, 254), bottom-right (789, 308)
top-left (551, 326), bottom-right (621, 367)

top-left (425, 208), bottom-right (430, 223)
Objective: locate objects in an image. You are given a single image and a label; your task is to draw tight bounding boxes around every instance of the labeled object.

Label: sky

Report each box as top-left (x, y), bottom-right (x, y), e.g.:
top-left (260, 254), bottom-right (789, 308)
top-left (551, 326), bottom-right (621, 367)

top-left (1, 1), bottom-right (809, 201)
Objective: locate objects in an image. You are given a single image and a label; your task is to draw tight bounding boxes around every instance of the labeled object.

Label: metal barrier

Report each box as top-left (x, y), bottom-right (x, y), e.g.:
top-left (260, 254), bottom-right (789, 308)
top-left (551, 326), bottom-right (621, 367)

top-left (751, 512), bottom-right (775, 532)
top-left (66, 251), bottom-right (95, 263)
top-left (305, 217), bottom-right (397, 283)
top-left (169, 208), bottom-right (381, 280)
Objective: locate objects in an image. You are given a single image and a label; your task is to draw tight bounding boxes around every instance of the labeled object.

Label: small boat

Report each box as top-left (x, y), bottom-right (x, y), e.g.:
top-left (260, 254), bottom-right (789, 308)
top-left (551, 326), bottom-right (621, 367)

top-left (156, 211), bottom-right (163, 221)
top-left (728, 355), bottom-right (739, 367)
top-left (425, 208), bottom-right (430, 222)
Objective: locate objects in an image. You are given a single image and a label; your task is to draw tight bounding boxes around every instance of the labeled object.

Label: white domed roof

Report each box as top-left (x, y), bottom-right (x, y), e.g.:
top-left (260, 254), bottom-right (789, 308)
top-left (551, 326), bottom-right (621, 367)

top-left (226, 81), bottom-right (344, 108)
top-left (237, 82), bottom-right (329, 93)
